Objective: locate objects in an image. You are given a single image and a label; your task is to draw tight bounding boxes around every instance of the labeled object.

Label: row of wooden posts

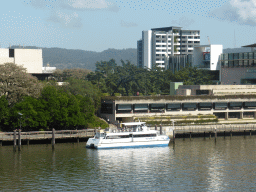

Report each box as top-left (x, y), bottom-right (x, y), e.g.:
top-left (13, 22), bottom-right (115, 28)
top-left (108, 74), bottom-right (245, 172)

top-left (171, 127), bottom-right (254, 144)
top-left (171, 128), bottom-right (218, 144)
top-left (13, 128), bottom-right (57, 151)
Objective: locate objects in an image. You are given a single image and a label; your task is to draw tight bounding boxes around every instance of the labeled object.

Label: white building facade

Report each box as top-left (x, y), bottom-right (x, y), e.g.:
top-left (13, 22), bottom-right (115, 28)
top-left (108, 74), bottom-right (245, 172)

top-left (137, 26), bottom-right (200, 69)
top-left (0, 48), bottom-right (43, 73)
top-left (193, 44), bottom-right (223, 71)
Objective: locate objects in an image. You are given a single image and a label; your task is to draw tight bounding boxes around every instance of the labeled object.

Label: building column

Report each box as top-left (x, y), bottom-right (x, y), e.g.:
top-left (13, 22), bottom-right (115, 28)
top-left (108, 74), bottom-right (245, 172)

top-left (225, 112), bottom-right (228, 120)
top-left (240, 112), bottom-right (243, 119)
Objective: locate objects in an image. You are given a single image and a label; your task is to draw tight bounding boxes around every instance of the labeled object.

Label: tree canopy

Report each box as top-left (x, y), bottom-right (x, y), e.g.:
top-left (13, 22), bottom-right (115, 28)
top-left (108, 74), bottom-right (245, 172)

top-left (0, 63), bottom-right (42, 105)
top-left (85, 59), bottom-right (214, 96)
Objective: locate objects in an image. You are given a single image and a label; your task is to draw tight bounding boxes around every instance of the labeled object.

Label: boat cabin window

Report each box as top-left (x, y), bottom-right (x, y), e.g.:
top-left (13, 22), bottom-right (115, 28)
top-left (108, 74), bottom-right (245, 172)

top-left (106, 135), bottom-right (130, 139)
top-left (95, 132), bottom-right (105, 138)
top-left (133, 134), bottom-right (156, 138)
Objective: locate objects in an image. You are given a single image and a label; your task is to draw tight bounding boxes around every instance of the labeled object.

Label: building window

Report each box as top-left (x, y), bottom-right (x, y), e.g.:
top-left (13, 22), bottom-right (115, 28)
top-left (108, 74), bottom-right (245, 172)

top-left (9, 49), bottom-right (14, 58)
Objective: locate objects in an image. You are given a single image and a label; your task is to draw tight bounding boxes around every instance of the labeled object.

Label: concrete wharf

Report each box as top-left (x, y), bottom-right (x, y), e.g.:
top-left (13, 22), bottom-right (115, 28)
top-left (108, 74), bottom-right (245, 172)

top-left (163, 124), bottom-right (256, 141)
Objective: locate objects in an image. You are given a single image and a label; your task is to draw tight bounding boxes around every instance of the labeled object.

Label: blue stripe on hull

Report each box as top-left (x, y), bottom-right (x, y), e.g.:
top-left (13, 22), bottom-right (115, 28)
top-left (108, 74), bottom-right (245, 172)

top-left (94, 143), bottom-right (169, 149)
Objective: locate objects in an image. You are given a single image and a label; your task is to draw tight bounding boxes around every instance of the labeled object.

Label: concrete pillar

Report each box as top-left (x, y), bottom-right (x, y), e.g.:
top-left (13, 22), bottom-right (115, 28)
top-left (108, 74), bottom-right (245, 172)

top-left (240, 112), bottom-right (243, 119)
top-left (225, 112), bottom-right (228, 120)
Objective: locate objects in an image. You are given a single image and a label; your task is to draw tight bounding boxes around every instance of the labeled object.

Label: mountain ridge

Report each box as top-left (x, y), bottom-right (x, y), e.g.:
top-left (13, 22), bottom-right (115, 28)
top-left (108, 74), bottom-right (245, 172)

top-left (11, 46), bottom-right (253, 71)
top-left (11, 46), bottom-right (137, 71)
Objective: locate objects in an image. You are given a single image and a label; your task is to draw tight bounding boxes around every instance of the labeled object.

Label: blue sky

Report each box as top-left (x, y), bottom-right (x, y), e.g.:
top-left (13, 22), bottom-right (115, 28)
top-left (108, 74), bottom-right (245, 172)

top-left (1, 0), bottom-right (256, 52)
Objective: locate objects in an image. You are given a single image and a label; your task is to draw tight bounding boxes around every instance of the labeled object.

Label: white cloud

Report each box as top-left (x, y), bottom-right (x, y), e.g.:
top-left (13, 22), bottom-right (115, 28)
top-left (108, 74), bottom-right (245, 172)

top-left (47, 11), bottom-right (82, 28)
top-left (209, 0), bottom-right (256, 26)
top-left (23, 0), bottom-right (118, 28)
top-left (24, 0), bottom-right (117, 11)
top-left (172, 16), bottom-right (195, 29)
top-left (68, 0), bottom-right (110, 9)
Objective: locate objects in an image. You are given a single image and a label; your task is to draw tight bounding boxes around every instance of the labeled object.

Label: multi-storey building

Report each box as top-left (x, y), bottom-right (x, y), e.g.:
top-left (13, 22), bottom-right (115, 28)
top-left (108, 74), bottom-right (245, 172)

top-left (137, 26), bottom-right (200, 69)
top-left (0, 48), bottom-right (55, 80)
top-left (0, 48), bottom-right (43, 73)
top-left (220, 44), bottom-right (256, 85)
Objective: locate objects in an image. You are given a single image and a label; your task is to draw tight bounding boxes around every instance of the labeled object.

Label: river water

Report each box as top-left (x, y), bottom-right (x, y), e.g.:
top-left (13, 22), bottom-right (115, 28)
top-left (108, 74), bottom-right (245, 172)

top-left (1, 136), bottom-right (256, 191)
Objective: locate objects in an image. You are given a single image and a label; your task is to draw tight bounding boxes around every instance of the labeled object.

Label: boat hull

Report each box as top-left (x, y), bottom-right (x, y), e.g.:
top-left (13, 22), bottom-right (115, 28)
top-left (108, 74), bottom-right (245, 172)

top-left (86, 140), bottom-right (170, 149)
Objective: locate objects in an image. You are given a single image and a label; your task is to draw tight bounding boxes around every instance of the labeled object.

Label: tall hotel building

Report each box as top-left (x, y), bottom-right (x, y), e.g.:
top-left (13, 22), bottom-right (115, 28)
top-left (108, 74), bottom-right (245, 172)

top-left (137, 26), bottom-right (200, 69)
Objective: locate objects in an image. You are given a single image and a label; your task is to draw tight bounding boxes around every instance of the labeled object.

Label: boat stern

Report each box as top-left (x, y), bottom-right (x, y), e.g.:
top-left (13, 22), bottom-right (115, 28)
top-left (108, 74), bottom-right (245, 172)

top-left (86, 138), bottom-right (101, 149)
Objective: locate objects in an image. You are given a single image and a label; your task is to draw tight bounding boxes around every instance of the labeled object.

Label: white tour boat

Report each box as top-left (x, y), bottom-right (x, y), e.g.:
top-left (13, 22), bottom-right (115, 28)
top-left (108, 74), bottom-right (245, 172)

top-left (86, 122), bottom-right (170, 149)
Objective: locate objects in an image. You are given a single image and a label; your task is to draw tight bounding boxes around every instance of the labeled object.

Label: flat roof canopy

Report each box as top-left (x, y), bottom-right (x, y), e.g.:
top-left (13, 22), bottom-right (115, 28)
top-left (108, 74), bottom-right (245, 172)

top-left (121, 122), bottom-right (146, 126)
top-left (242, 43), bottom-right (256, 47)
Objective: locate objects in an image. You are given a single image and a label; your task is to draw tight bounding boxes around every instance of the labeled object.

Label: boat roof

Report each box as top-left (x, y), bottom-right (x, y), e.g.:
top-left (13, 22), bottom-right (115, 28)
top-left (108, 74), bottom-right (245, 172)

top-left (121, 122), bottom-right (146, 126)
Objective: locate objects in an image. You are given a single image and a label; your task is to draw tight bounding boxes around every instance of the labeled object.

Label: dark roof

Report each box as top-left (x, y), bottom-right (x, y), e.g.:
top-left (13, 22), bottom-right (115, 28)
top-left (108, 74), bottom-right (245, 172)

top-left (242, 43), bottom-right (256, 47)
top-left (151, 26), bottom-right (182, 31)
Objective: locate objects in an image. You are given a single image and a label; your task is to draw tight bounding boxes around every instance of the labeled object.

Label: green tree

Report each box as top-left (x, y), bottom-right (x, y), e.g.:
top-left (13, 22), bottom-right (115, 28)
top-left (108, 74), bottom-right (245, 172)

top-left (10, 97), bottom-right (48, 131)
top-left (173, 65), bottom-right (213, 85)
top-left (0, 63), bottom-right (42, 105)
top-left (62, 78), bottom-right (101, 110)
top-left (40, 85), bottom-right (69, 129)
top-left (0, 96), bottom-right (10, 131)
top-left (51, 68), bottom-right (91, 82)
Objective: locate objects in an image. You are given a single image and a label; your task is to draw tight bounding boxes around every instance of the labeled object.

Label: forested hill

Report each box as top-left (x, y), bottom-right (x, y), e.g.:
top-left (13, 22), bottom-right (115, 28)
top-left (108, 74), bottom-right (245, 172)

top-left (11, 46), bottom-right (252, 71)
top-left (11, 46), bottom-right (137, 71)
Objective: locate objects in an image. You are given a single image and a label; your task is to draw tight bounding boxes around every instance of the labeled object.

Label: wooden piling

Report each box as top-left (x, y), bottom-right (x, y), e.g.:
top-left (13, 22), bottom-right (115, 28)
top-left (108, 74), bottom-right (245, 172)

top-left (27, 140), bottom-right (29, 145)
top-left (190, 132), bottom-right (191, 140)
top-left (173, 129), bottom-right (175, 144)
top-left (160, 124), bottom-right (162, 135)
top-left (52, 128), bottom-right (55, 150)
top-left (18, 129), bottom-right (21, 151)
top-left (250, 130), bottom-right (252, 136)
top-left (155, 124), bottom-right (157, 131)
top-left (13, 130), bottom-right (17, 151)
top-left (209, 132), bottom-right (211, 139)
top-left (215, 128), bottom-right (217, 142)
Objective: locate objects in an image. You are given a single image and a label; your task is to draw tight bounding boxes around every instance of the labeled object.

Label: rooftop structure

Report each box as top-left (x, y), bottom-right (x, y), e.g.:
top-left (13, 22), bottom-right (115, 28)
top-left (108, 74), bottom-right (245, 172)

top-left (176, 84), bottom-right (256, 96)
